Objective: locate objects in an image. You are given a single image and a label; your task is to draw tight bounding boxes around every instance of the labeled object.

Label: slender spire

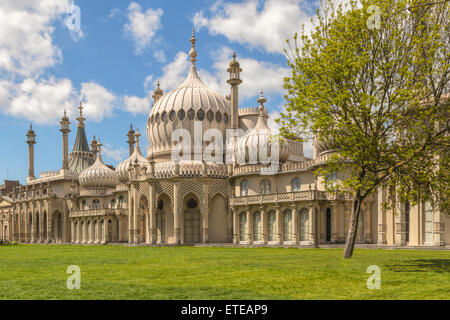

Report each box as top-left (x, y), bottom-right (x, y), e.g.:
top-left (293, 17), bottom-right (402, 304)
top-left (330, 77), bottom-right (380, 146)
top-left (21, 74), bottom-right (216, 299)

top-left (134, 128), bottom-right (141, 146)
top-left (76, 102), bottom-right (86, 128)
top-left (152, 81), bottom-right (163, 102)
top-left (189, 27), bottom-right (197, 64)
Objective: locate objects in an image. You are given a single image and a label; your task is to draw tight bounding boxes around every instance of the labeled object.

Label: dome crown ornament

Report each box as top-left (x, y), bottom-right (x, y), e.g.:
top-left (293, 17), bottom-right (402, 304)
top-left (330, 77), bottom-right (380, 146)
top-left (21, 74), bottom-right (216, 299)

top-left (76, 102), bottom-right (86, 128)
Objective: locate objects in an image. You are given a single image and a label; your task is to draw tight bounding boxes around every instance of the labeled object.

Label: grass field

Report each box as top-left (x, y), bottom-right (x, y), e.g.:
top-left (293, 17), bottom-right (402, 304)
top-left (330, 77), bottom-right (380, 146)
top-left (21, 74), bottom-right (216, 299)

top-left (0, 244), bottom-right (448, 300)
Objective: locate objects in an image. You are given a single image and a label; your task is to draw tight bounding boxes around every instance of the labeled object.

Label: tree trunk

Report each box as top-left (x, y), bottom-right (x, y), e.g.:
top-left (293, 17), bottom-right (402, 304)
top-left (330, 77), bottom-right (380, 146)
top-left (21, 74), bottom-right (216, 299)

top-left (343, 195), bottom-right (363, 258)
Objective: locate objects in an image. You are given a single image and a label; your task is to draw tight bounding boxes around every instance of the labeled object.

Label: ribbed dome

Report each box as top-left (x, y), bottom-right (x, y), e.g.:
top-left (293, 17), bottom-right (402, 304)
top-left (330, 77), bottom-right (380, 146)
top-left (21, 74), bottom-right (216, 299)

top-left (116, 142), bottom-right (150, 184)
top-left (235, 105), bottom-right (289, 164)
top-left (147, 34), bottom-right (230, 160)
top-left (79, 153), bottom-right (118, 189)
top-left (313, 136), bottom-right (337, 156)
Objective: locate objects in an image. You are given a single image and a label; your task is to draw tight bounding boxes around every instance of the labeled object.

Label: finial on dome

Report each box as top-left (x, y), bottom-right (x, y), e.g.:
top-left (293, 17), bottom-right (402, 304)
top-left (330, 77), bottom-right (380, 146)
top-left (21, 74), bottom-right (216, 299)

top-left (76, 102), bottom-right (86, 128)
top-left (257, 90), bottom-right (267, 112)
top-left (233, 50), bottom-right (237, 60)
top-left (189, 27), bottom-right (198, 64)
top-left (134, 128), bottom-right (141, 145)
top-left (152, 81), bottom-right (163, 102)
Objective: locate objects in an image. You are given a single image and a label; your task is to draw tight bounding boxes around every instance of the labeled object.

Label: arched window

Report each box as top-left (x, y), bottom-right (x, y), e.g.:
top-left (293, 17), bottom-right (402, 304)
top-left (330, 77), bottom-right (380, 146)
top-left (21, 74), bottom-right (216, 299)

top-left (82, 200), bottom-right (87, 210)
top-left (93, 199), bottom-right (100, 209)
top-left (253, 211), bottom-right (262, 241)
top-left (299, 208), bottom-right (309, 241)
top-left (240, 180), bottom-right (249, 196)
top-left (118, 196), bottom-right (124, 208)
top-left (260, 179), bottom-right (271, 194)
top-left (291, 177), bottom-right (301, 192)
top-left (283, 210), bottom-right (292, 241)
top-left (268, 210), bottom-right (277, 241)
top-left (239, 212), bottom-right (247, 242)
top-left (111, 199), bottom-right (116, 209)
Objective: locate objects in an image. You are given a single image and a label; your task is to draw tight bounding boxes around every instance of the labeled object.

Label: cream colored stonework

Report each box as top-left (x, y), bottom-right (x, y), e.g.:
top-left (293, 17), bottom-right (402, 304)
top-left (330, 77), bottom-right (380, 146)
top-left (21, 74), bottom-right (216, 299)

top-left (4, 31), bottom-right (448, 247)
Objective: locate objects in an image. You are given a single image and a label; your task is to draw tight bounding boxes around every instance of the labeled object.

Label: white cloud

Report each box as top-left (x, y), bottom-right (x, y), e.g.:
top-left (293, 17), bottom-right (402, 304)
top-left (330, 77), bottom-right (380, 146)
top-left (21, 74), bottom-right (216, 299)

top-left (102, 143), bottom-right (128, 162)
top-left (153, 49), bottom-right (166, 63)
top-left (193, 0), bottom-right (316, 54)
top-left (158, 52), bottom-right (190, 91)
top-left (80, 82), bottom-right (117, 122)
top-left (0, 0), bottom-right (72, 77)
top-left (124, 94), bottom-right (151, 114)
top-left (0, 78), bottom-right (117, 124)
top-left (0, 77), bottom-right (76, 124)
top-left (201, 47), bottom-right (290, 99)
top-left (124, 2), bottom-right (163, 55)
top-left (108, 7), bottom-right (121, 19)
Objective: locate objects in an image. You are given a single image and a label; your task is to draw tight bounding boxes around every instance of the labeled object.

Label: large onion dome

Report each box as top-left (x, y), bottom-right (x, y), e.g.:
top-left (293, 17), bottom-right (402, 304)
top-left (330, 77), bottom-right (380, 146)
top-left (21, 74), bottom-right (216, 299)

top-left (147, 29), bottom-right (230, 160)
top-left (116, 129), bottom-right (150, 184)
top-left (79, 144), bottom-right (118, 189)
top-left (235, 93), bottom-right (289, 164)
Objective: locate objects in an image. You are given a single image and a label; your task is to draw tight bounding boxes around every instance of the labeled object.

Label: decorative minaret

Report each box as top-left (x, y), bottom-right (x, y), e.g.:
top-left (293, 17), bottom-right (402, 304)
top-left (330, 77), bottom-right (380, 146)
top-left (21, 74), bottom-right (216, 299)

top-left (227, 50), bottom-right (242, 130)
top-left (127, 125), bottom-right (135, 157)
top-left (26, 124), bottom-right (36, 182)
top-left (152, 82), bottom-right (163, 103)
top-left (60, 109), bottom-right (71, 171)
top-left (91, 135), bottom-right (98, 157)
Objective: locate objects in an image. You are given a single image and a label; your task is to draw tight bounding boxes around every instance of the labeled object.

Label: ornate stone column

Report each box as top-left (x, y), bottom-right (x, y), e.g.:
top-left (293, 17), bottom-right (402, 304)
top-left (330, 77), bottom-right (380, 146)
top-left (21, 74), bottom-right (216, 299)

top-left (291, 205), bottom-right (298, 244)
top-left (232, 208), bottom-right (239, 244)
top-left (308, 203), bottom-right (316, 245)
top-left (173, 180), bottom-right (181, 245)
top-left (261, 206), bottom-right (267, 244)
top-left (364, 201), bottom-right (372, 243)
top-left (202, 181), bottom-right (209, 243)
top-left (39, 210), bottom-right (44, 243)
top-left (394, 191), bottom-right (406, 245)
top-left (90, 219), bottom-right (95, 244)
top-left (276, 206), bottom-right (282, 245)
top-left (246, 208), bottom-right (252, 243)
top-left (377, 187), bottom-right (387, 245)
top-left (331, 203), bottom-right (337, 243)
top-left (31, 211), bottom-right (36, 243)
top-left (71, 220), bottom-right (75, 243)
top-left (47, 211), bottom-right (53, 243)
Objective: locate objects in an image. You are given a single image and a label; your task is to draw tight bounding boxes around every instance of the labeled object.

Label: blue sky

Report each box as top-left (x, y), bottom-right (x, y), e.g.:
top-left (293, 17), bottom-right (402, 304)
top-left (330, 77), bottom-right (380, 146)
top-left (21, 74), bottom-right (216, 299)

top-left (0, 0), bottom-right (318, 184)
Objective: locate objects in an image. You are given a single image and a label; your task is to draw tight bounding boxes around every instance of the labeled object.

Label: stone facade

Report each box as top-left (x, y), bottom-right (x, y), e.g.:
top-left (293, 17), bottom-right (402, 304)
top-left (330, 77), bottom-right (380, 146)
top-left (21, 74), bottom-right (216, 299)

top-left (3, 30), bottom-right (449, 247)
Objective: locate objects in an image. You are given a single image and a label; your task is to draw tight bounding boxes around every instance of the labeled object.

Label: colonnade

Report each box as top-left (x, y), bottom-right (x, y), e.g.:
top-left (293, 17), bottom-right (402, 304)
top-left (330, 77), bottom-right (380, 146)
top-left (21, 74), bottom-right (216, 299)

top-left (71, 217), bottom-right (119, 244)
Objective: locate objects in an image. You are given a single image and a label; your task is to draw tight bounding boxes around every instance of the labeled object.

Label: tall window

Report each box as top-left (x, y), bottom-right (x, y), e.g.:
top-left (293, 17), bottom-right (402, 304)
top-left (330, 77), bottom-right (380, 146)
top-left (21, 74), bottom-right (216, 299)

top-left (111, 199), bottom-right (116, 209)
top-left (253, 211), bottom-right (262, 241)
top-left (239, 212), bottom-right (247, 241)
top-left (82, 200), bottom-right (87, 210)
top-left (240, 180), bottom-right (249, 196)
top-left (93, 199), bottom-right (100, 209)
top-left (118, 196), bottom-right (124, 208)
top-left (268, 210), bottom-right (277, 241)
top-left (291, 177), bottom-right (301, 192)
top-left (299, 208), bottom-right (309, 241)
top-left (283, 210), bottom-right (292, 241)
top-left (157, 210), bottom-right (165, 243)
top-left (260, 179), bottom-right (271, 194)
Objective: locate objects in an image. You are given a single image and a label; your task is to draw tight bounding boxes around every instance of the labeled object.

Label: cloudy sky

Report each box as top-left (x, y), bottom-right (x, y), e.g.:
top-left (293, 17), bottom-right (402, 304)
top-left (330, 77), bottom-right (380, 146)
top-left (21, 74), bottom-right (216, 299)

top-left (0, 0), bottom-right (318, 184)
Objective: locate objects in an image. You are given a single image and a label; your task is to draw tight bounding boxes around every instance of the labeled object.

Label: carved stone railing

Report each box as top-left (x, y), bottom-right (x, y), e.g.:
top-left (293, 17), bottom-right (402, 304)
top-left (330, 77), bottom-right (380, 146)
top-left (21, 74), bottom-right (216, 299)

top-left (230, 190), bottom-right (353, 206)
top-left (69, 208), bottom-right (123, 218)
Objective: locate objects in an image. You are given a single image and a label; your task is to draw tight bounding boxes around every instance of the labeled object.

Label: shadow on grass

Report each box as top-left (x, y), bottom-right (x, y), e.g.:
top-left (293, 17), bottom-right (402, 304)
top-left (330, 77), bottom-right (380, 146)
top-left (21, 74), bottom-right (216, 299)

top-left (387, 259), bottom-right (450, 273)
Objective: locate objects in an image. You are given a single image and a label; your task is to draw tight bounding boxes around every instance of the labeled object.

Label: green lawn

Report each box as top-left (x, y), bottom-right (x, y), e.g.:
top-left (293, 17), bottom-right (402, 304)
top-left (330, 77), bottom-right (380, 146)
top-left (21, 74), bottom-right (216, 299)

top-left (0, 245), bottom-right (448, 299)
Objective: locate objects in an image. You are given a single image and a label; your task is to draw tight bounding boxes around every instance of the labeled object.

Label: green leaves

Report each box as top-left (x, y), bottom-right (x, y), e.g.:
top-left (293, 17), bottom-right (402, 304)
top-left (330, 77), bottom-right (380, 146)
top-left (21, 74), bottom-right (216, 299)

top-left (280, 0), bottom-right (449, 210)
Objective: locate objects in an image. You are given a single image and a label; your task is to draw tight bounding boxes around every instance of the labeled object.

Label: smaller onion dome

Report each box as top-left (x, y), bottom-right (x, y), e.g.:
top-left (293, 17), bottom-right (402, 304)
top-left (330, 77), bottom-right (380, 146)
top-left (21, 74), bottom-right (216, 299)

top-left (313, 136), bottom-right (337, 156)
top-left (79, 141), bottom-right (118, 188)
top-left (235, 92), bottom-right (289, 164)
top-left (116, 128), bottom-right (150, 184)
